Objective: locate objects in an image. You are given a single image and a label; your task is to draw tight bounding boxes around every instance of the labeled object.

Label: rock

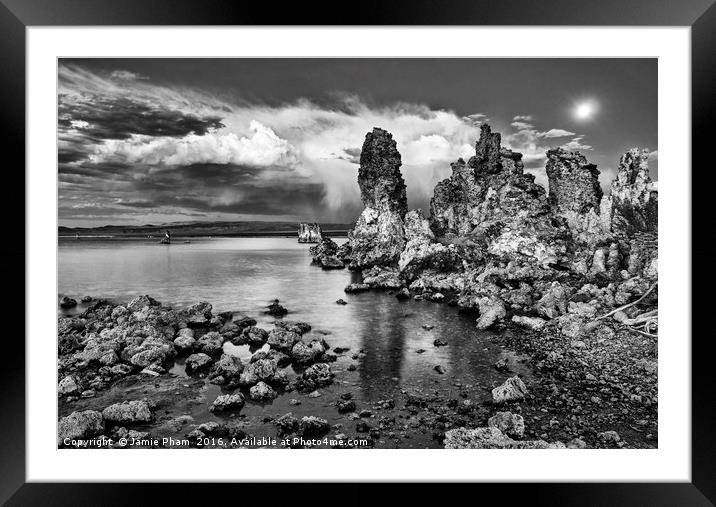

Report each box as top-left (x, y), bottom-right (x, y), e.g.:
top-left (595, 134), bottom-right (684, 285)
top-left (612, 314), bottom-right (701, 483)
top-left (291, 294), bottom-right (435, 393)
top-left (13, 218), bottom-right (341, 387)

top-left (567, 438), bottom-right (587, 449)
top-left (335, 298), bottom-right (348, 305)
top-left (598, 430), bottom-right (621, 444)
top-left (185, 353), bottom-right (212, 373)
top-left (208, 354), bottom-right (244, 385)
top-left (336, 399), bottom-right (356, 413)
top-left (488, 411), bottom-right (525, 438)
top-left (174, 329), bottom-right (196, 352)
top-left (185, 301), bottom-right (212, 327)
top-left (493, 358), bottom-right (509, 372)
top-left (475, 296), bottom-right (506, 330)
top-left (300, 416), bottom-right (330, 436)
top-left (536, 282), bottom-right (570, 319)
top-left (434, 365), bottom-right (446, 374)
top-left (58, 410), bottom-right (104, 446)
top-left (348, 128), bottom-right (408, 269)
top-left (267, 328), bottom-right (301, 353)
top-left (102, 400), bottom-right (153, 424)
top-left (362, 266), bottom-right (404, 289)
top-left (196, 331), bottom-right (223, 355)
top-left (265, 299), bottom-right (288, 317)
top-left (241, 358), bottom-right (278, 386)
top-left (433, 338), bottom-right (448, 347)
top-left (298, 223), bottom-right (323, 243)
top-left (602, 149), bottom-right (657, 235)
top-left (395, 288), bottom-right (411, 300)
top-left (309, 237), bottom-right (345, 270)
top-left (58, 375), bottom-right (80, 396)
top-left (546, 148), bottom-right (602, 214)
top-left (243, 326), bottom-right (269, 346)
top-left (273, 320), bottom-right (312, 334)
top-left (289, 399), bottom-right (301, 406)
top-left (429, 124), bottom-right (567, 267)
top-left (275, 413), bottom-right (300, 434)
top-left (511, 315), bottom-right (547, 331)
top-left (233, 316), bottom-right (257, 328)
top-left (249, 381), bottom-right (278, 401)
top-left (344, 283), bottom-right (370, 294)
top-left (296, 363), bottom-right (333, 391)
top-left (60, 296), bottom-right (77, 309)
top-left (291, 340), bottom-right (325, 365)
top-left (80, 296), bottom-right (93, 303)
top-left (444, 427), bottom-right (563, 449)
top-left (398, 210), bottom-right (462, 281)
top-left (127, 295), bottom-right (160, 312)
top-left (491, 376), bottom-right (528, 403)
top-left (210, 393), bottom-right (245, 413)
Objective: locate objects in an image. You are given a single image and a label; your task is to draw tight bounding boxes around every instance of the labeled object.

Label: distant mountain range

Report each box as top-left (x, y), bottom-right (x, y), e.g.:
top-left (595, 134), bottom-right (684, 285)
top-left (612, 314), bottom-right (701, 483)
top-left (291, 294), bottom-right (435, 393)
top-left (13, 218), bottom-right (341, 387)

top-left (58, 221), bottom-right (353, 238)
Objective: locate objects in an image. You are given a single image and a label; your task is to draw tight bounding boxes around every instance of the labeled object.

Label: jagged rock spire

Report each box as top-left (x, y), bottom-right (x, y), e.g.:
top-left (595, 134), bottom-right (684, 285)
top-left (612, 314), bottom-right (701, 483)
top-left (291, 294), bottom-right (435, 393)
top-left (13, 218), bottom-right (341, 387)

top-left (546, 147), bottom-right (603, 214)
top-left (357, 127), bottom-right (408, 219)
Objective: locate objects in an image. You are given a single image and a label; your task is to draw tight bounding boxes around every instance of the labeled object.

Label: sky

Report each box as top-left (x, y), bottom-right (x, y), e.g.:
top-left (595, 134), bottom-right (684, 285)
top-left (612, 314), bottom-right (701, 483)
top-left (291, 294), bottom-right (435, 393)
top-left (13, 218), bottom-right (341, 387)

top-left (58, 58), bottom-right (657, 227)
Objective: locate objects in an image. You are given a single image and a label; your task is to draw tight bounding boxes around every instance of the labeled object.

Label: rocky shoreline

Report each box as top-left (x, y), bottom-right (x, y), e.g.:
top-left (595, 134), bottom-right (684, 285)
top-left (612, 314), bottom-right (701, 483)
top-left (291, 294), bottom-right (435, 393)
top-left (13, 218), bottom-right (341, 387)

top-left (58, 124), bottom-right (657, 449)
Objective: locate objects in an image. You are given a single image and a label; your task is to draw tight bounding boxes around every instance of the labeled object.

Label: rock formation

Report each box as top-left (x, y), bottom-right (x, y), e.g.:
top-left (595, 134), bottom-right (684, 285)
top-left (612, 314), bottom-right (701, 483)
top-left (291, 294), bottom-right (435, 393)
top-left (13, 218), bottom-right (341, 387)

top-left (546, 148), bottom-right (603, 215)
top-left (602, 149), bottom-right (658, 236)
top-left (298, 223), bottom-right (322, 243)
top-left (336, 123), bottom-right (657, 333)
top-left (347, 128), bottom-right (408, 269)
top-left (430, 124), bottom-right (569, 267)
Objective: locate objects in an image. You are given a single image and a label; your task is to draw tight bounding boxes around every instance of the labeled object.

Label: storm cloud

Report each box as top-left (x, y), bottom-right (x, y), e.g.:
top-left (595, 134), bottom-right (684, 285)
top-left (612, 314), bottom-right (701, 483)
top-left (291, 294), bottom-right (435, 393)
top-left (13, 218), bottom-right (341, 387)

top-left (58, 60), bottom-right (657, 227)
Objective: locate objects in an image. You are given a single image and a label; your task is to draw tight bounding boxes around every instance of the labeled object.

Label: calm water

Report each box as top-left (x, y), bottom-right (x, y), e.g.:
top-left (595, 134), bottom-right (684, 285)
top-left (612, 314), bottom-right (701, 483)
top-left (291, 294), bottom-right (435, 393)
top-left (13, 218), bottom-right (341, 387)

top-left (59, 237), bottom-right (525, 447)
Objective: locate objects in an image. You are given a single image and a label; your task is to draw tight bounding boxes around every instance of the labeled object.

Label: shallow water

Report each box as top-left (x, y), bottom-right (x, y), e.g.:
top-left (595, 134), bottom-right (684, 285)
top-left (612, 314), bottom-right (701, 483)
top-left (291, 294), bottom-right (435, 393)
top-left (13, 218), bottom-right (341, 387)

top-left (59, 237), bottom-right (527, 448)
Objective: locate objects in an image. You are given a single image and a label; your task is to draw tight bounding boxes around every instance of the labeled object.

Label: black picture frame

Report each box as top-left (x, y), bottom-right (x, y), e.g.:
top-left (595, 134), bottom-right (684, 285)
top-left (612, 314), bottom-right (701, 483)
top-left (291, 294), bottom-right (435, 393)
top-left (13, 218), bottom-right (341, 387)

top-left (2, 0), bottom-right (713, 504)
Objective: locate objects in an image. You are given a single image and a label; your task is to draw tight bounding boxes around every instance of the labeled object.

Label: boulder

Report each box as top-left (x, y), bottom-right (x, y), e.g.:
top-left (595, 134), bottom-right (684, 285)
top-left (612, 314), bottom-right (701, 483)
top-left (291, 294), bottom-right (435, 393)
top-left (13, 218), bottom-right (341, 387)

top-left (185, 301), bottom-right (212, 327)
top-left (511, 315), bottom-right (547, 331)
top-left (249, 381), bottom-right (278, 401)
top-left (487, 411), bottom-right (525, 438)
top-left (58, 375), bottom-right (80, 396)
top-left (491, 376), bottom-right (528, 403)
top-left (274, 413), bottom-right (300, 435)
top-left (185, 353), bottom-right (212, 373)
top-left (344, 283), bottom-right (370, 294)
top-left (209, 393), bottom-right (245, 413)
top-left (208, 354), bottom-right (244, 386)
top-left (267, 328), bottom-right (301, 353)
top-left (300, 416), bottom-right (331, 436)
top-left (58, 410), bottom-right (104, 446)
top-left (102, 400), bottom-right (153, 424)
top-left (265, 299), bottom-right (288, 317)
top-left (475, 296), bottom-right (506, 330)
top-left (59, 296), bottom-right (77, 309)
top-left (196, 331), bottom-right (223, 355)
top-left (444, 427), bottom-right (563, 449)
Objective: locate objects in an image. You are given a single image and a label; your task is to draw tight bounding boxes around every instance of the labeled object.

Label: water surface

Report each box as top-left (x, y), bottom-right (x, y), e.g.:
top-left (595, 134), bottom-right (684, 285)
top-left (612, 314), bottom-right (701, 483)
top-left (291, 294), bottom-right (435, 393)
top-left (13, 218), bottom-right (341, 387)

top-left (59, 237), bottom-right (525, 448)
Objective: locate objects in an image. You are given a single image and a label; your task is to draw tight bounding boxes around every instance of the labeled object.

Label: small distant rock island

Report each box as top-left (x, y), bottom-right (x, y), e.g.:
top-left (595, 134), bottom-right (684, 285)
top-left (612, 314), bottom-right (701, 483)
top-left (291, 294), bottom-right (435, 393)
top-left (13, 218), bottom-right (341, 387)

top-left (297, 223), bottom-right (323, 243)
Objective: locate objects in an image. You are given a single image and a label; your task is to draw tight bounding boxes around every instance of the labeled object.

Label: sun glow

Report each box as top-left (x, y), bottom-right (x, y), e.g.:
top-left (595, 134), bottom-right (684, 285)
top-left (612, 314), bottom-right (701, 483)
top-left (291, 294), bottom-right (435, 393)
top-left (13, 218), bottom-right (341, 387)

top-left (573, 99), bottom-right (598, 121)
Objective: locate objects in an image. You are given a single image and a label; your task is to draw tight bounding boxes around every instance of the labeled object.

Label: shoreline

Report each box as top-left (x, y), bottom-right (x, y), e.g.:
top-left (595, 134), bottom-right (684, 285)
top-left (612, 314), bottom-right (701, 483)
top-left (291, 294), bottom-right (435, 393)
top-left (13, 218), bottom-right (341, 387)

top-left (57, 289), bottom-right (655, 449)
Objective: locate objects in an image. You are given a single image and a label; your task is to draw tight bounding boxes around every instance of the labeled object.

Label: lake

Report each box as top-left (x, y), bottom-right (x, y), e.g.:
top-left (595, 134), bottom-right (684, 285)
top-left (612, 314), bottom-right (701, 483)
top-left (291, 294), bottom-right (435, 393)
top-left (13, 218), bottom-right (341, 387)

top-left (58, 236), bottom-right (525, 448)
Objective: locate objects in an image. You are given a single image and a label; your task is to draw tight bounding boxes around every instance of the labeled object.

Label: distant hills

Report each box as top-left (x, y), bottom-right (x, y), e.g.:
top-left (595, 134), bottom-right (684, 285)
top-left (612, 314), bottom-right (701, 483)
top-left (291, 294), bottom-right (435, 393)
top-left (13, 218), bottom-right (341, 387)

top-left (58, 220), bottom-right (353, 238)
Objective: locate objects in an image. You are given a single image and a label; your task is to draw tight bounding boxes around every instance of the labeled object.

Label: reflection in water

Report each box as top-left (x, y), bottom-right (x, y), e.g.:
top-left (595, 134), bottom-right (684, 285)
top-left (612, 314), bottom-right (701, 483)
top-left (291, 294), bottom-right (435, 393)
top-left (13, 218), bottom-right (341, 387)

top-left (59, 237), bottom-right (523, 446)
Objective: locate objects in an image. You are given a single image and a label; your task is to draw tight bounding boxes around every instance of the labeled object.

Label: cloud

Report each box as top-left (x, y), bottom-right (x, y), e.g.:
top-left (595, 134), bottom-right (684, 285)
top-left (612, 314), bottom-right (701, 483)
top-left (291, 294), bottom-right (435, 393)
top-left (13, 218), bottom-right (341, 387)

top-left (538, 128), bottom-right (575, 138)
top-left (88, 121), bottom-right (299, 168)
top-left (560, 136), bottom-right (593, 151)
top-left (58, 64), bottom-right (597, 224)
top-left (110, 70), bottom-right (146, 81)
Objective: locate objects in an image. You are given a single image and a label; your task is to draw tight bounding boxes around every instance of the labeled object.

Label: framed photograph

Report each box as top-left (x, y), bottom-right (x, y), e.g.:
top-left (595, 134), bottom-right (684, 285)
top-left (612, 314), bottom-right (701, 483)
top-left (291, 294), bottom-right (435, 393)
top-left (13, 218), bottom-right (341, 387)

top-left (4, 0), bottom-right (714, 502)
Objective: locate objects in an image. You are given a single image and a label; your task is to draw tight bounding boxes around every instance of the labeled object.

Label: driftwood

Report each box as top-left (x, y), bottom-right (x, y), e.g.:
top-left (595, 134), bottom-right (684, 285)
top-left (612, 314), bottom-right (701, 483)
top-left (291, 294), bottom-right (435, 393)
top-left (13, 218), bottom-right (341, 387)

top-left (595, 282), bottom-right (658, 321)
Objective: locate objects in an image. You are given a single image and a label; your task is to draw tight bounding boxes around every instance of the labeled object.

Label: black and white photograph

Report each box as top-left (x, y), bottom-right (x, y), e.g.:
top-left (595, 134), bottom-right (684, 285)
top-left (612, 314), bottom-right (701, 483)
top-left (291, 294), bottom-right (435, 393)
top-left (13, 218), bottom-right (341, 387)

top-left (56, 57), bottom-right (658, 451)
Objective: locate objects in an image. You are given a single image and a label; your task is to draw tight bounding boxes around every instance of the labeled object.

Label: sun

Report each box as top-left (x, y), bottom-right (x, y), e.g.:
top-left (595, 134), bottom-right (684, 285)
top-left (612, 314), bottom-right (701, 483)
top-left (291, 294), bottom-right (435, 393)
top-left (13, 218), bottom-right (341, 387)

top-left (573, 100), bottom-right (598, 121)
